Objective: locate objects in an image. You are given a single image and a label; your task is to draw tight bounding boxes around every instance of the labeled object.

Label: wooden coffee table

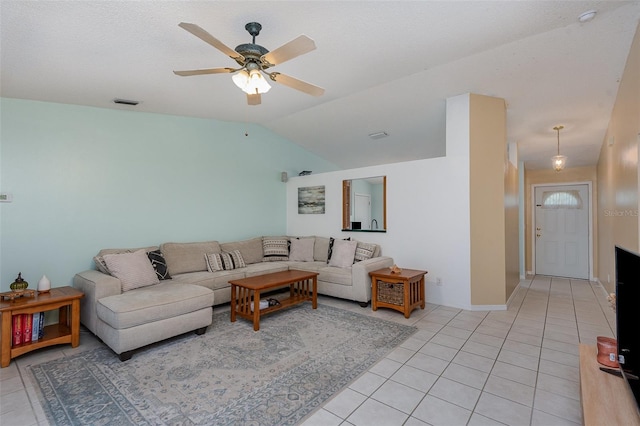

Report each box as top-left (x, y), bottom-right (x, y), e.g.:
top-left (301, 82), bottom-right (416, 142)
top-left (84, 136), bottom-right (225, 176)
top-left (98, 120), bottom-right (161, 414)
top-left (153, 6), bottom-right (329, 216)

top-left (229, 270), bottom-right (318, 331)
top-left (0, 286), bottom-right (84, 367)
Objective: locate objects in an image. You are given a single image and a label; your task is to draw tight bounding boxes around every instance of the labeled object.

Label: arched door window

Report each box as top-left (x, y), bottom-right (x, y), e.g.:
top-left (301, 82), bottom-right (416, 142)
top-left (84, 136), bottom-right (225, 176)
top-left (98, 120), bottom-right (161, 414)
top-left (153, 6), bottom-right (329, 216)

top-left (541, 190), bottom-right (583, 209)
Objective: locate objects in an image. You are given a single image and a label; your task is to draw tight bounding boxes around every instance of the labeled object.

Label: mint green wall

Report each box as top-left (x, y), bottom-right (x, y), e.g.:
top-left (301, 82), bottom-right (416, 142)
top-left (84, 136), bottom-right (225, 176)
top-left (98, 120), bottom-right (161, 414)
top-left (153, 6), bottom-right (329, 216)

top-left (0, 98), bottom-right (338, 290)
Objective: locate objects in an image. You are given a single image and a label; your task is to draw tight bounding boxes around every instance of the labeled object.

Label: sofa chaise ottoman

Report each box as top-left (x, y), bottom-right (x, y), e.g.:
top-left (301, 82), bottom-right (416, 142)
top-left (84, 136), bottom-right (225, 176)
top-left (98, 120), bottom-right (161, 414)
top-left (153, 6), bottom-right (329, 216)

top-left (73, 248), bottom-right (215, 361)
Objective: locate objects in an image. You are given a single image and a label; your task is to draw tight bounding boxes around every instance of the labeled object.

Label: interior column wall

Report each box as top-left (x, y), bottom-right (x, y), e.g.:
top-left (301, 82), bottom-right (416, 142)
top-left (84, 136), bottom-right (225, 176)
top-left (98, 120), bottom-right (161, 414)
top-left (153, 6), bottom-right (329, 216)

top-left (468, 94), bottom-right (511, 306)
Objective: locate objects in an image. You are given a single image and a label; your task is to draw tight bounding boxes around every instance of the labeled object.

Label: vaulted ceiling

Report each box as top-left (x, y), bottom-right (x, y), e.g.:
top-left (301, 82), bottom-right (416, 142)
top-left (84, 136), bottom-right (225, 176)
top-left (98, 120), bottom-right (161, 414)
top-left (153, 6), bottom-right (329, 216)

top-left (2, 1), bottom-right (639, 170)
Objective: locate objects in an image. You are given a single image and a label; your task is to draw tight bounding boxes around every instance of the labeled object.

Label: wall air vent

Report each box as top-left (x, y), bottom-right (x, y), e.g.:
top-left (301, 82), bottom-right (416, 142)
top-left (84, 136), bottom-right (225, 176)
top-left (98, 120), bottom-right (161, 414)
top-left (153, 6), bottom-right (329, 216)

top-left (368, 131), bottom-right (388, 140)
top-left (113, 98), bottom-right (140, 106)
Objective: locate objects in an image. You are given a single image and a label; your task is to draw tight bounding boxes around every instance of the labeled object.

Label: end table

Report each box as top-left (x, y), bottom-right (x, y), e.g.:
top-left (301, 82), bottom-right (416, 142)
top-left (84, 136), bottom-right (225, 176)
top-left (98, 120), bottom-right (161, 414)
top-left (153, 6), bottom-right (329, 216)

top-left (1, 286), bottom-right (83, 367)
top-left (370, 268), bottom-right (427, 318)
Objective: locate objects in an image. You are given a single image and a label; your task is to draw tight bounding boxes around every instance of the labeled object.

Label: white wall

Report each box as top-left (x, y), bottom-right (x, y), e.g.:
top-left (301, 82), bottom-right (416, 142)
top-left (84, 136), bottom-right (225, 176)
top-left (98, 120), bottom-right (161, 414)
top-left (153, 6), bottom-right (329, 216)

top-left (287, 94), bottom-right (473, 308)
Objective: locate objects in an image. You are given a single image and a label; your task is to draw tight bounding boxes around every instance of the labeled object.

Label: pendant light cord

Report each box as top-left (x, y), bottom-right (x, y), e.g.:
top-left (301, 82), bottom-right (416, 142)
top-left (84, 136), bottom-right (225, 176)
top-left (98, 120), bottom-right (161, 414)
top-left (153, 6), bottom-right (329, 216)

top-left (554, 125), bottom-right (564, 155)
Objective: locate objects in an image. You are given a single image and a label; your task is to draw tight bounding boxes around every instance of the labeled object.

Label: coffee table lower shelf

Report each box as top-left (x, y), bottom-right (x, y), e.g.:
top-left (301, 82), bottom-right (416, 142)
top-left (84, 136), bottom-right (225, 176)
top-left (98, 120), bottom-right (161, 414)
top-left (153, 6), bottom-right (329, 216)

top-left (229, 270), bottom-right (319, 331)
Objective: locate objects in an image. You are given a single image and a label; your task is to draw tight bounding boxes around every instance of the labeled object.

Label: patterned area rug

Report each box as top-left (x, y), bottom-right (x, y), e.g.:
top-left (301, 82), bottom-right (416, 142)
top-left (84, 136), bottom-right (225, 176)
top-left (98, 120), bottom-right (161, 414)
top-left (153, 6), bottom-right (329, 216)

top-left (29, 303), bottom-right (416, 425)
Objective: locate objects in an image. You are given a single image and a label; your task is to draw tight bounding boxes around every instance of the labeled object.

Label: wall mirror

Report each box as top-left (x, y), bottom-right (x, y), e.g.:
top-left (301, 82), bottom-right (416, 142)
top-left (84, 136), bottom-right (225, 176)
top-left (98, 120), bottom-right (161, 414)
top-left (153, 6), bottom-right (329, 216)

top-left (342, 176), bottom-right (386, 232)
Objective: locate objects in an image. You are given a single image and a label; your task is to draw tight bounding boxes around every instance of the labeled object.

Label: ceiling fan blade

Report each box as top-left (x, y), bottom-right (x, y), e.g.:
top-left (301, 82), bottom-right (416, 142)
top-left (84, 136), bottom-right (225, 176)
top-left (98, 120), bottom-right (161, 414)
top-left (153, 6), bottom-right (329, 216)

top-left (247, 93), bottom-right (261, 105)
top-left (262, 35), bottom-right (316, 66)
top-left (173, 67), bottom-right (235, 76)
top-left (270, 72), bottom-right (325, 97)
top-left (178, 22), bottom-right (244, 61)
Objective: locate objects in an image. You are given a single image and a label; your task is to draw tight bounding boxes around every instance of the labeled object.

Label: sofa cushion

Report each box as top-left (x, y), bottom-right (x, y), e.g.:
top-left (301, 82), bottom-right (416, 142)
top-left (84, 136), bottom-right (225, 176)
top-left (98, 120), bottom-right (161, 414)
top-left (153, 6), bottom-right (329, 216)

top-left (243, 262), bottom-right (289, 277)
top-left (285, 261), bottom-right (326, 273)
top-left (96, 282), bottom-right (214, 330)
top-left (205, 250), bottom-right (246, 271)
top-left (94, 246), bottom-right (159, 274)
top-left (172, 270), bottom-right (245, 291)
top-left (289, 238), bottom-right (315, 262)
top-left (220, 237), bottom-right (263, 265)
top-left (354, 242), bottom-right (377, 263)
top-left (328, 240), bottom-right (358, 268)
top-left (262, 237), bottom-right (289, 262)
top-left (327, 237), bottom-right (350, 264)
top-left (313, 236), bottom-right (330, 262)
top-left (318, 266), bottom-right (353, 286)
top-left (161, 241), bottom-right (221, 275)
top-left (147, 250), bottom-right (171, 280)
top-left (102, 250), bottom-right (160, 292)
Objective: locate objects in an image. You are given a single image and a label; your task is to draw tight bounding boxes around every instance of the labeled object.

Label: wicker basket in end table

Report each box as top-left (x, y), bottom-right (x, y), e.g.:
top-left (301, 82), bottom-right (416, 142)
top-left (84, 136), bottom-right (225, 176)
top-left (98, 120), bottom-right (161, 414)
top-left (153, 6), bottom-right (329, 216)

top-left (369, 268), bottom-right (427, 318)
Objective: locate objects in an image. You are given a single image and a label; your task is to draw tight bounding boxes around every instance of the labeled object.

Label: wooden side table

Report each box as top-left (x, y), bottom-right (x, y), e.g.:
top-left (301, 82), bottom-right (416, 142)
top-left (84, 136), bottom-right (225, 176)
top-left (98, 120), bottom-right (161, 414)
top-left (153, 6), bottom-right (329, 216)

top-left (0, 286), bottom-right (84, 367)
top-left (370, 268), bottom-right (427, 318)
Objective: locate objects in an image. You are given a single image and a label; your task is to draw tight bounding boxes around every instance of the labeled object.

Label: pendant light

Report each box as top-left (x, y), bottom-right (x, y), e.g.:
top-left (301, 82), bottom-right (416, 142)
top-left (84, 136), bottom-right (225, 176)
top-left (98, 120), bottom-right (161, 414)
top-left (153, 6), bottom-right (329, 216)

top-left (551, 125), bottom-right (567, 172)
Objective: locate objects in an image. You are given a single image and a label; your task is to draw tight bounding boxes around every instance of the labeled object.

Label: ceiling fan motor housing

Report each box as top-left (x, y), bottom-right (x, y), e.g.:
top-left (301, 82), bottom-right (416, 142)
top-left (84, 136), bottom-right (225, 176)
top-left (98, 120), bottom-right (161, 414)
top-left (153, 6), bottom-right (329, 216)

top-left (235, 22), bottom-right (270, 67)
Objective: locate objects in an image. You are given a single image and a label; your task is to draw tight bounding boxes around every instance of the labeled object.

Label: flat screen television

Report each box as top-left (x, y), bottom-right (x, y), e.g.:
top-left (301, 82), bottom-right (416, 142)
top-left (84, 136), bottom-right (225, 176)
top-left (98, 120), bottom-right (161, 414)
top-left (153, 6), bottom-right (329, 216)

top-left (615, 245), bottom-right (640, 411)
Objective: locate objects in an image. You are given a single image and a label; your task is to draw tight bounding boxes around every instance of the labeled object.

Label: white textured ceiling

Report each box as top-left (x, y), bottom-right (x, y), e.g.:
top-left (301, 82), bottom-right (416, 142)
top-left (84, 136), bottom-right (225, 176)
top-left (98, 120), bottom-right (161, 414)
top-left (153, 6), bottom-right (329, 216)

top-left (1, 1), bottom-right (639, 170)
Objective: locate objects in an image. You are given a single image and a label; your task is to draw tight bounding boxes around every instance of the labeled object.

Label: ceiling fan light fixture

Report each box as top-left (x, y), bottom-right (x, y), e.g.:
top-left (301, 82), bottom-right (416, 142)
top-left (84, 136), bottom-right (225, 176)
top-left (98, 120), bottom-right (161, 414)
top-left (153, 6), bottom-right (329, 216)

top-left (232, 70), bottom-right (250, 90)
top-left (232, 69), bottom-right (271, 95)
top-left (246, 69), bottom-right (271, 94)
top-left (551, 125), bottom-right (567, 172)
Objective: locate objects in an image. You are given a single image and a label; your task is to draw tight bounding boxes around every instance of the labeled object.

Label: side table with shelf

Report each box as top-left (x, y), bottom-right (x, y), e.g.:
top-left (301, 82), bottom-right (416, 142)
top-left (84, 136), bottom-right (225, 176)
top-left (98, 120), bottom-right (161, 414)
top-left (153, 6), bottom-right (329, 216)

top-left (0, 286), bottom-right (84, 367)
top-left (370, 268), bottom-right (427, 318)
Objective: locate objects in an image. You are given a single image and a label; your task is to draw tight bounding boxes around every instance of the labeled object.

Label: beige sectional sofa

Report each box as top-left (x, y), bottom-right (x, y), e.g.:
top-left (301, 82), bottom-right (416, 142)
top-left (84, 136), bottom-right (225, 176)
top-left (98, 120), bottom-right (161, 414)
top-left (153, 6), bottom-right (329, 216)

top-left (73, 235), bottom-right (393, 360)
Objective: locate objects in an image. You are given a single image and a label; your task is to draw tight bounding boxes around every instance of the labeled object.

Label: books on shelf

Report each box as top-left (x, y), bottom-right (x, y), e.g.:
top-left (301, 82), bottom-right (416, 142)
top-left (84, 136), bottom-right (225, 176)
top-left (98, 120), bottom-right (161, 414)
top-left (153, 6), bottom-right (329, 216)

top-left (23, 313), bottom-right (32, 344)
top-left (11, 312), bottom-right (45, 347)
top-left (12, 314), bottom-right (22, 346)
top-left (38, 312), bottom-right (44, 339)
top-left (32, 312), bottom-right (40, 342)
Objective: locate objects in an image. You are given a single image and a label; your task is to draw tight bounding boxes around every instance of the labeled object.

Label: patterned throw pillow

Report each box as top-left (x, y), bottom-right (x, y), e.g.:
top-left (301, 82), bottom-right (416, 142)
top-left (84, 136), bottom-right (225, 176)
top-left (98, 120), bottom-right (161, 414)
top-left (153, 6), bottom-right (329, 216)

top-left (327, 237), bottom-right (350, 264)
top-left (94, 255), bottom-right (110, 274)
top-left (354, 242), bottom-right (376, 263)
top-left (205, 250), bottom-right (246, 272)
top-left (147, 250), bottom-right (171, 280)
top-left (262, 237), bottom-right (289, 262)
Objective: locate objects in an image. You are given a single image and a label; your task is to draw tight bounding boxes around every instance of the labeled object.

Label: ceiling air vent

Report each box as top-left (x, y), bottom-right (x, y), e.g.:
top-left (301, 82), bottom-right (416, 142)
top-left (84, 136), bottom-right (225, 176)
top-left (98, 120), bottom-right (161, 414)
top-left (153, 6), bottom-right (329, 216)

top-left (113, 98), bottom-right (140, 106)
top-left (368, 131), bottom-right (388, 140)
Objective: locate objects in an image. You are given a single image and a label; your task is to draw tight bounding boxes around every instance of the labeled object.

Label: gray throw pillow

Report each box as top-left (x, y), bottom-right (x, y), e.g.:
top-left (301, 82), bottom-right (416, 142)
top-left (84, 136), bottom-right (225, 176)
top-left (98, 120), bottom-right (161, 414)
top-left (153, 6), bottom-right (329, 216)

top-left (328, 240), bottom-right (358, 268)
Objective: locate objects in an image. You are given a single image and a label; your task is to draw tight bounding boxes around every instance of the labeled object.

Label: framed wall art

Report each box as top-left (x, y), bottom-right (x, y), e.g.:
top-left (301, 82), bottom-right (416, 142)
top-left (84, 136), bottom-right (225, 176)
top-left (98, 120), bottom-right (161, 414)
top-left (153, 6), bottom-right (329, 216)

top-left (298, 185), bottom-right (325, 214)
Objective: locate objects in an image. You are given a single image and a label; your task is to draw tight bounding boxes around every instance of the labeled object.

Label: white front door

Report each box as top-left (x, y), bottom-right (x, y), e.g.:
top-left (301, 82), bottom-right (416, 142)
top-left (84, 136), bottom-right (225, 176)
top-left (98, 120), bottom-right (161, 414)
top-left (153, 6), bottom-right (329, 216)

top-left (535, 184), bottom-right (589, 279)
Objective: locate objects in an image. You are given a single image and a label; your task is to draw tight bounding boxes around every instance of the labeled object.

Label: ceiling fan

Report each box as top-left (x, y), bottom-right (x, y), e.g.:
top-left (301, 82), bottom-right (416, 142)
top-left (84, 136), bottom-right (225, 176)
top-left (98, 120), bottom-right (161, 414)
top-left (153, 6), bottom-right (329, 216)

top-left (174, 22), bottom-right (324, 105)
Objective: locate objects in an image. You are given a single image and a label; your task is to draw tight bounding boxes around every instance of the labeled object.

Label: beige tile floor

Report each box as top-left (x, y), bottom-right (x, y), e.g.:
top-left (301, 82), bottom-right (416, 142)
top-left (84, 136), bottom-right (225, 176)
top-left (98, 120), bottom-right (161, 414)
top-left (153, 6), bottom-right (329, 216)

top-left (0, 275), bottom-right (616, 426)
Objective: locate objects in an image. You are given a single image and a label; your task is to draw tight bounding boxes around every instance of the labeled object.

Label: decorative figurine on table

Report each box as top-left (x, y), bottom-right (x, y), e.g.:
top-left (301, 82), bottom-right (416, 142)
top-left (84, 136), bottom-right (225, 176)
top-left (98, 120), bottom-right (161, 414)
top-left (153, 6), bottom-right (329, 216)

top-left (10, 272), bottom-right (29, 293)
top-left (389, 264), bottom-right (402, 274)
top-left (38, 275), bottom-right (51, 293)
